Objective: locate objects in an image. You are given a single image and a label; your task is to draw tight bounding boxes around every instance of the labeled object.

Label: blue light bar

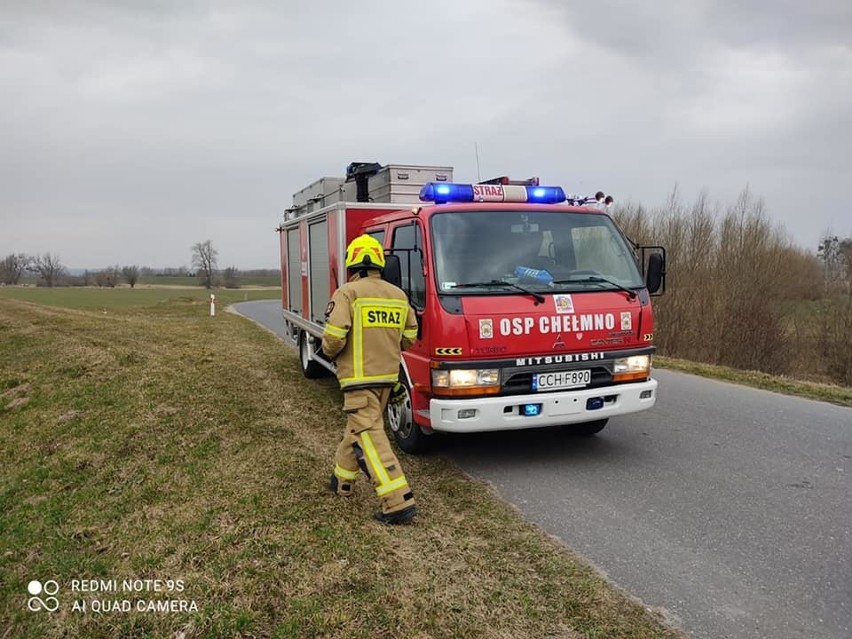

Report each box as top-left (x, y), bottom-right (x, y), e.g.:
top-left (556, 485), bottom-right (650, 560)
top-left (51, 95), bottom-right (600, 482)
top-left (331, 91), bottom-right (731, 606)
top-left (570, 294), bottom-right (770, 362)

top-left (419, 182), bottom-right (566, 205)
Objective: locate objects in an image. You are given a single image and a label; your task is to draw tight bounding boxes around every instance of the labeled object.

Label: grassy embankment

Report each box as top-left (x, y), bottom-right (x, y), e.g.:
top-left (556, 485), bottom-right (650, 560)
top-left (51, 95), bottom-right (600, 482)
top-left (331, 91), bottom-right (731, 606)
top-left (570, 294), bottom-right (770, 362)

top-left (0, 286), bottom-right (280, 310)
top-left (0, 287), bottom-right (682, 639)
top-left (654, 356), bottom-right (852, 407)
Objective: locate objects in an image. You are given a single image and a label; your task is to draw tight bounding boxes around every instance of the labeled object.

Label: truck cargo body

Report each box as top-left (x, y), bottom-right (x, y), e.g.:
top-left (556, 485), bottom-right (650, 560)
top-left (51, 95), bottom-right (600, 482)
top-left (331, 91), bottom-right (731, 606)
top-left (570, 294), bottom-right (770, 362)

top-left (278, 192), bottom-right (661, 453)
top-left (277, 202), bottom-right (406, 344)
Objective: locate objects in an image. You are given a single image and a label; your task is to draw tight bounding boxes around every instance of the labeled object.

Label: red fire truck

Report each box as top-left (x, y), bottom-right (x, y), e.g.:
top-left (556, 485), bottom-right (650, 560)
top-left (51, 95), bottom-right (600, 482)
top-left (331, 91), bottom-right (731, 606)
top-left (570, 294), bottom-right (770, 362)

top-left (278, 162), bottom-right (666, 453)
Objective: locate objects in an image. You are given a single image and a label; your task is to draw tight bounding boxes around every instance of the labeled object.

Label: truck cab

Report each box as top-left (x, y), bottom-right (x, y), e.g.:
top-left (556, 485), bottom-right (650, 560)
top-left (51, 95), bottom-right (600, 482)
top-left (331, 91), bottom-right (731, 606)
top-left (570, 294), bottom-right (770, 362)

top-left (363, 183), bottom-right (665, 452)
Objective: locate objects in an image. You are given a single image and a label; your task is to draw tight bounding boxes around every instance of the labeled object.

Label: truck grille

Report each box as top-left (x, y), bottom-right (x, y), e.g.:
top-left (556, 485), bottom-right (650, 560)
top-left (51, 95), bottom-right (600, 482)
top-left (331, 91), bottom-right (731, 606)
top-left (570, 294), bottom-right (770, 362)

top-left (501, 366), bottom-right (612, 394)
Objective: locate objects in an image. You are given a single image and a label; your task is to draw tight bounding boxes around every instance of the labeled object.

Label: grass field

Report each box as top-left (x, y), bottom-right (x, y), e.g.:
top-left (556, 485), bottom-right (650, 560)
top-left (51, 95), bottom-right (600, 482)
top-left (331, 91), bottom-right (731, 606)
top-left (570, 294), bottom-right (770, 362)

top-left (135, 274), bottom-right (281, 288)
top-left (15, 273), bottom-right (282, 289)
top-left (0, 286), bottom-right (280, 310)
top-left (0, 288), bottom-right (683, 639)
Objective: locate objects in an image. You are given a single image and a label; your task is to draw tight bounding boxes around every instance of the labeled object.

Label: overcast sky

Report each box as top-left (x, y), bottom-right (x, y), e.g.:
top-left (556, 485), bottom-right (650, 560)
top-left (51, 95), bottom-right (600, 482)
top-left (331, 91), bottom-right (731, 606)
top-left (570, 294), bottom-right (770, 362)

top-left (2, 0), bottom-right (850, 269)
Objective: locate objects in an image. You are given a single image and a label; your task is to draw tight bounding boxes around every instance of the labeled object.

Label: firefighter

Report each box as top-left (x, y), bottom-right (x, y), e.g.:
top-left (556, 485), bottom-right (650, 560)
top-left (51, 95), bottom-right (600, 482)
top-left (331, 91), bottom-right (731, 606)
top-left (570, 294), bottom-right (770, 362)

top-left (322, 234), bottom-right (419, 525)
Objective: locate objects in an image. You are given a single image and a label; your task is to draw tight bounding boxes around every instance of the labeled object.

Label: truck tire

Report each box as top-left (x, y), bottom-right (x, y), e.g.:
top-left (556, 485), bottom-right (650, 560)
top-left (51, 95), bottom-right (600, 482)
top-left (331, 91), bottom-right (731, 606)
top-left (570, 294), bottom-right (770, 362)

top-left (564, 419), bottom-right (608, 436)
top-left (298, 332), bottom-right (326, 379)
top-left (386, 378), bottom-right (427, 454)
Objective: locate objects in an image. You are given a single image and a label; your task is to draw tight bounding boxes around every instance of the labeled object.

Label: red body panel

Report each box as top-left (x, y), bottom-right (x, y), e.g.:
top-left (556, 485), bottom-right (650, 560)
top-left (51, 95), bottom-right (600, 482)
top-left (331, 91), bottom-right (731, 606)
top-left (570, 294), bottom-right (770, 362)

top-left (326, 210), bottom-right (341, 294)
top-left (460, 292), bottom-right (645, 356)
top-left (299, 220), bottom-right (309, 320)
top-left (278, 228), bottom-right (288, 310)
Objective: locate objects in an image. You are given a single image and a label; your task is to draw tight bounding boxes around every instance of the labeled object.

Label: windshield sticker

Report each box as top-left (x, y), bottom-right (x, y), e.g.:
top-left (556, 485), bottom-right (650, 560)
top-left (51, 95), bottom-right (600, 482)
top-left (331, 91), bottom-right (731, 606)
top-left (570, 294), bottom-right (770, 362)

top-left (554, 295), bottom-right (574, 314)
top-left (500, 313), bottom-right (616, 336)
top-left (479, 319), bottom-right (493, 339)
top-left (441, 281), bottom-right (457, 291)
top-left (620, 311), bottom-right (632, 331)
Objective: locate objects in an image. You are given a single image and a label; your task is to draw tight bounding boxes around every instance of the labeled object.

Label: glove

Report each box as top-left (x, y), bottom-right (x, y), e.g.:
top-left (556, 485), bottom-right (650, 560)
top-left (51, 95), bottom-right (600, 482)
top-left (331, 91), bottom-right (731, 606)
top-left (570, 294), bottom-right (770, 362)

top-left (389, 382), bottom-right (406, 406)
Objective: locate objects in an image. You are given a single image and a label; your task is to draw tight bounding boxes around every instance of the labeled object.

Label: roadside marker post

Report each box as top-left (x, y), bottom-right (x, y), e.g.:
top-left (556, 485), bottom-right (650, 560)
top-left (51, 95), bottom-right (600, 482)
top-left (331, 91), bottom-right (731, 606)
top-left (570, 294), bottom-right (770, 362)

top-left (210, 294), bottom-right (216, 317)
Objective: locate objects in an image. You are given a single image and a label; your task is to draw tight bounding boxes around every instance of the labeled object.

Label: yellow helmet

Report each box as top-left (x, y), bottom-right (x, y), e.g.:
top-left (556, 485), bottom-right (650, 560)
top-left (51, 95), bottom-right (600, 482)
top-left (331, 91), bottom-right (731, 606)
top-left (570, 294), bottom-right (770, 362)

top-left (345, 234), bottom-right (386, 270)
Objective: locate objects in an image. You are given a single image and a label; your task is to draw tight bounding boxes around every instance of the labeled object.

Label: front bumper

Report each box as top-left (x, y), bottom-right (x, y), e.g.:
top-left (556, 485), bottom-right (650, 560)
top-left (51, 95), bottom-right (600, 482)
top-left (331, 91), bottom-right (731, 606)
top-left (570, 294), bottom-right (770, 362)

top-left (428, 378), bottom-right (657, 433)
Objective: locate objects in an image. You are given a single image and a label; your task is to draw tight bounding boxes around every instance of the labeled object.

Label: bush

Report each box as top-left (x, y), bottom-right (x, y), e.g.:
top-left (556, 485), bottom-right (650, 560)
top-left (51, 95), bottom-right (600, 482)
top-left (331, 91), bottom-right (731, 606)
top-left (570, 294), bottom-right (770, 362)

top-left (615, 187), bottom-right (833, 381)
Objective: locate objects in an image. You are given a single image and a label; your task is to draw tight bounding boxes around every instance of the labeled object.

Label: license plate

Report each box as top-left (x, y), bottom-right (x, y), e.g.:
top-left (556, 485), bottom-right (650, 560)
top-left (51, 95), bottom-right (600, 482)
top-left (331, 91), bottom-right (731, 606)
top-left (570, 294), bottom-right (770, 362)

top-left (532, 369), bottom-right (591, 391)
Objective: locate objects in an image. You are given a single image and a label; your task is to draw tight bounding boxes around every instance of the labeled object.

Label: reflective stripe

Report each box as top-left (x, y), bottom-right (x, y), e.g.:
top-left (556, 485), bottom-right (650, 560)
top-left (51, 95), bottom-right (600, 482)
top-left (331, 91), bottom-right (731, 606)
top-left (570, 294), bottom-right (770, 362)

top-left (323, 323), bottom-right (348, 338)
top-left (359, 432), bottom-right (391, 485)
top-left (339, 373), bottom-right (399, 387)
top-left (403, 329), bottom-right (417, 339)
top-left (359, 432), bottom-right (409, 497)
top-left (354, 297), bottom-right (411, 309)
top-left (351, 297), bottom-right (410, 382)
top-left (353, 300), bottom-right (363, 380)
top-left (376, 475), bottom-right (409, 497)
top-left (334, 464), bottom-right (360, 481)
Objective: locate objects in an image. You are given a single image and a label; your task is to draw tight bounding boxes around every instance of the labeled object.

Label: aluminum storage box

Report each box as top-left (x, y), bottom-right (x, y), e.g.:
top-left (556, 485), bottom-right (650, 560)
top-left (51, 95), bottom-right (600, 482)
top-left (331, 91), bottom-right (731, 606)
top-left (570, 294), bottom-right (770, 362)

top-left (292, 177), bottom-right (346, 209)
top-left (368, 164), bottom-right (453, 203)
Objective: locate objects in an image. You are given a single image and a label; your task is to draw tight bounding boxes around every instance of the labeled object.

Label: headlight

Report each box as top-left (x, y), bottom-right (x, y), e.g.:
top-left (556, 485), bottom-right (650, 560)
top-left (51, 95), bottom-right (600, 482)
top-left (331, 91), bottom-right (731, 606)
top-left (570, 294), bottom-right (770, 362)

top-left (612, 355), bottom-right (651, 382)
top-left (431, 368), bottom-right (500, 396)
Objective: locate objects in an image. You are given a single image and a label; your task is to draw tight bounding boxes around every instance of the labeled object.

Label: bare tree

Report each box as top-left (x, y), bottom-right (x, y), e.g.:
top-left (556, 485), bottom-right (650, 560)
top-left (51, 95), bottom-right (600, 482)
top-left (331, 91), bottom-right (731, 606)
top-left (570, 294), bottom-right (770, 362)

top-left (94, 266), bottom-right (122, 288)
top-left (818, 234), bottom-right (852, 296)
top-left (191, 240), bottom-right (218, 289)
top-left (0, 253), bottom-right (31, 285)
top-left (31, 253), bottom-right (65, 288)
top-left (122, 265), bottom-right (140, 288)
top-left (222, 266), bottom-right (241, 289)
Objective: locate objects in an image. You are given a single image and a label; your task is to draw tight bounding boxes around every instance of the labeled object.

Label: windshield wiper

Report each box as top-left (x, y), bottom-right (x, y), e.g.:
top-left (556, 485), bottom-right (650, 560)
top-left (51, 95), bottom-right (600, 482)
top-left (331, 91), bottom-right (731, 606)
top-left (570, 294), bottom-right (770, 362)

top-left (551, 275), bottom-right (637, 300)
top-left (451, 280), bottom-right (546, 304)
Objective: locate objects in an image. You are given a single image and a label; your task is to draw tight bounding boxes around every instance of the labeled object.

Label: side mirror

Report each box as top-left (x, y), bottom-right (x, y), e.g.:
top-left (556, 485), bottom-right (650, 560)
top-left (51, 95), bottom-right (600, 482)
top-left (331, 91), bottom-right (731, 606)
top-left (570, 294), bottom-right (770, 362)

top-left (382, 254), bottom-right (402, 288)
top-left (646, 252), bottom-right (665, 294)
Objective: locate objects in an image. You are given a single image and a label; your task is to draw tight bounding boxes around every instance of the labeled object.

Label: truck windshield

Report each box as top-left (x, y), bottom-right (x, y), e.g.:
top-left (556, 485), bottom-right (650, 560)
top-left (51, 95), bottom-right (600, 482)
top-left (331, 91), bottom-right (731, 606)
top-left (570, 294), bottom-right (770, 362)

top-left (431, 210), bottom-right (644, 294)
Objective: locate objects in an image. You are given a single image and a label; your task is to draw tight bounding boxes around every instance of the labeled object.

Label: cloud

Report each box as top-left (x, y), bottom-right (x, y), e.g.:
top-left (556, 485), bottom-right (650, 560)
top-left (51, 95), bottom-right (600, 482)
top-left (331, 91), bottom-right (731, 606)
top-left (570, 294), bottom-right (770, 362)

top-left (1, 0), bottom-right (850, 268)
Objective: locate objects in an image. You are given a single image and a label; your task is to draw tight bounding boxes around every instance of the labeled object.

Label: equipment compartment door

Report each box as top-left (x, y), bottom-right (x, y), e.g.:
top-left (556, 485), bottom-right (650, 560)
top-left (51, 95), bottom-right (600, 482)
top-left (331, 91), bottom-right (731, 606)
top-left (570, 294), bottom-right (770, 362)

top-left (309, 219), bottom-right (330, 323)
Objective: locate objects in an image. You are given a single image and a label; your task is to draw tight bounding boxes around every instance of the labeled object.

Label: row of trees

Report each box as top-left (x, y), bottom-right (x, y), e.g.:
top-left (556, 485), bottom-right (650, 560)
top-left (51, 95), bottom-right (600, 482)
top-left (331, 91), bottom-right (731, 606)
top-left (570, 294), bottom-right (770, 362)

top-left (1, 242), bottom-right (273, 290)
top-left (0, 253), bottom-right (139, 288)
top-left (76, 266), bottom-right (140, 288)
top-left (614, 187), bottom-right (852, 386)
top-left (0, 253), bottom-right (142, 288)
top-left (1, 253), bottom-right (68, 287)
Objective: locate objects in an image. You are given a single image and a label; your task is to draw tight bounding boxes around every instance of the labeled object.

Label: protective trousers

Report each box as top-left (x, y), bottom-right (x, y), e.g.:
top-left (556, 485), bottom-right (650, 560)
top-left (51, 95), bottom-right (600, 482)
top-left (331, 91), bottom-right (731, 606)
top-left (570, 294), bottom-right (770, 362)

top-left (333, 387), bottom-right (415, 515)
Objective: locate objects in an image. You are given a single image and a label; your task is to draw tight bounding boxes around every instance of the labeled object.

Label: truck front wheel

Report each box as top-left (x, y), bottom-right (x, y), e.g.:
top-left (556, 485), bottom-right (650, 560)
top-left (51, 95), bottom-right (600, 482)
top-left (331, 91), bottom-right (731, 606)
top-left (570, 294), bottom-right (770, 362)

top-left (298, 332), bottom-right (326, 379)
top-left (386, 379), bottom-right (427, 454)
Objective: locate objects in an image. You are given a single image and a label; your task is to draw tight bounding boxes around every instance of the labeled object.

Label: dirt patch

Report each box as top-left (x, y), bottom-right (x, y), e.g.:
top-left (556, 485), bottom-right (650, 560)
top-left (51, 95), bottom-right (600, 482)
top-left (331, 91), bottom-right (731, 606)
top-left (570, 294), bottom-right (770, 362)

top-left (1, 383), bottom-right (30, 400)
top-left (5, 396), bottom-right (29, 410)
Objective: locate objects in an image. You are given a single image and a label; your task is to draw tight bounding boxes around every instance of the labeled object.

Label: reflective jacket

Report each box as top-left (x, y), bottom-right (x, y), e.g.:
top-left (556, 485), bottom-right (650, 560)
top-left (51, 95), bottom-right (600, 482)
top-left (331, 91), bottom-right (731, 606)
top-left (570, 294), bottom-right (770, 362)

top-left (322, 270), bottom-right (418, 390)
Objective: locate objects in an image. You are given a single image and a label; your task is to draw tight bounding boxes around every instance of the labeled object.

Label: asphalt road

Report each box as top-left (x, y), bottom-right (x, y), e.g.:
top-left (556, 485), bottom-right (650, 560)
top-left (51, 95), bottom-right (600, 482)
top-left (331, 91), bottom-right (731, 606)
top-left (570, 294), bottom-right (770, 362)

top-left (234, 300), bottom-right (852, 639)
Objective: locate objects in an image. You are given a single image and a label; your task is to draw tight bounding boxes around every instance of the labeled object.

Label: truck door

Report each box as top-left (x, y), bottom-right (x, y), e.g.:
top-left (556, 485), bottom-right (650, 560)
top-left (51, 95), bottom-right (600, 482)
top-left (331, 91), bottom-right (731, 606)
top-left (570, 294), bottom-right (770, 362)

top-left (389, 222), bottom-right (426, 310)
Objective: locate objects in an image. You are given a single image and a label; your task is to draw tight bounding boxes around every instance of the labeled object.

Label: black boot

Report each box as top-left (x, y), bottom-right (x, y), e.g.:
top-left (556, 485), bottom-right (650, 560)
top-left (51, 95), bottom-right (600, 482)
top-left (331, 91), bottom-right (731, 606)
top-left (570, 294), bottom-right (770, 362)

top-left (329, 475), bottom-right (352, 496)
top-left (373, 505), bottom-right (417, 525)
